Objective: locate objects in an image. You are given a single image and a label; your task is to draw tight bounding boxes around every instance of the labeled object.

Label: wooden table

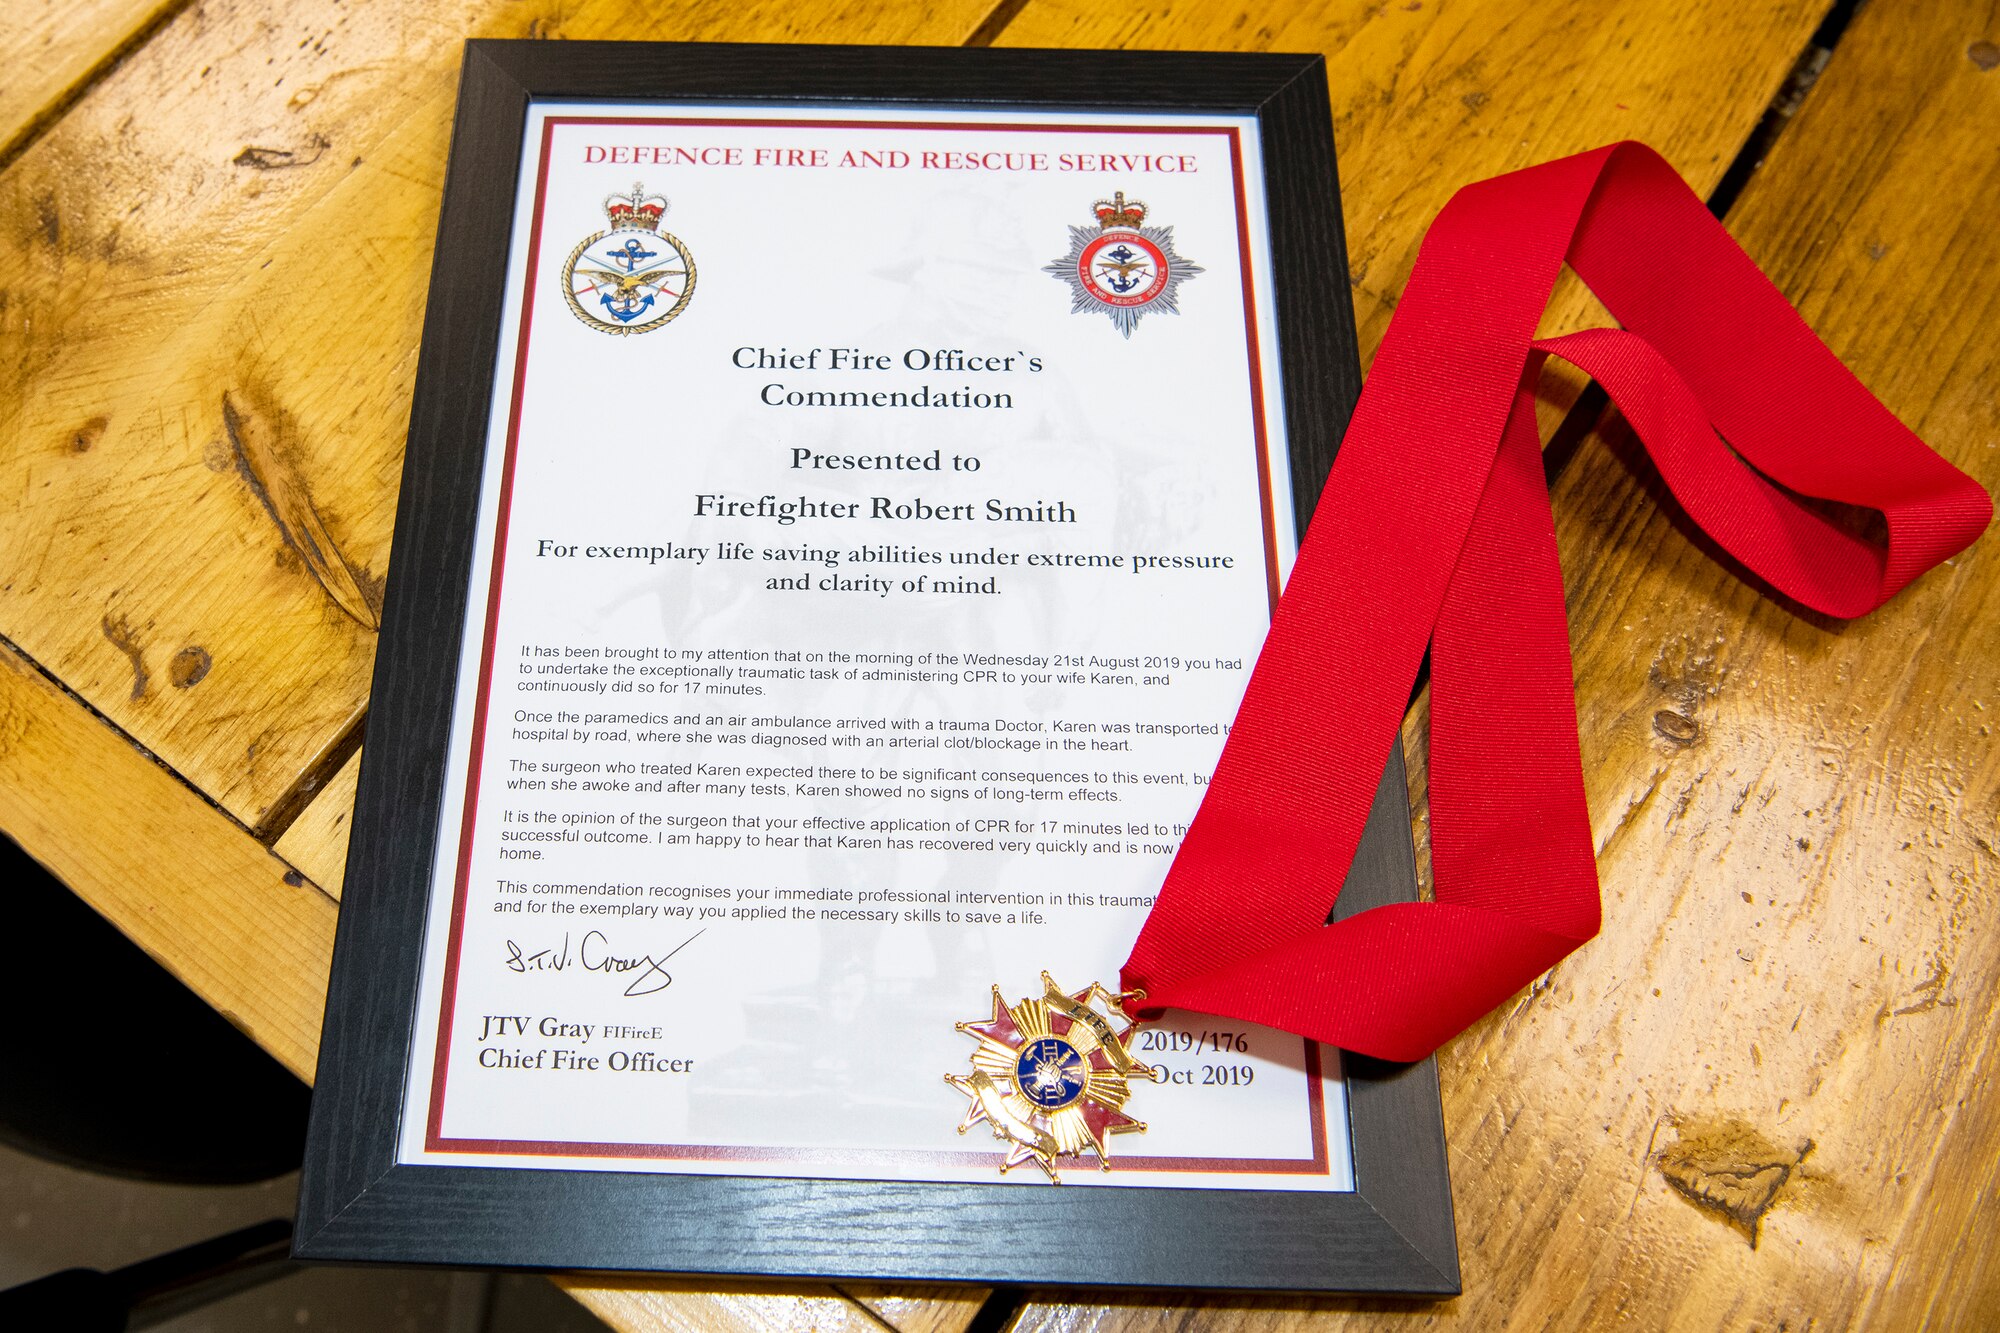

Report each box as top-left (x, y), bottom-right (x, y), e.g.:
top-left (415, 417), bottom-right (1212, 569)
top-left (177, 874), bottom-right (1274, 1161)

top-left (3, 0), bottom-right (1995, 1328)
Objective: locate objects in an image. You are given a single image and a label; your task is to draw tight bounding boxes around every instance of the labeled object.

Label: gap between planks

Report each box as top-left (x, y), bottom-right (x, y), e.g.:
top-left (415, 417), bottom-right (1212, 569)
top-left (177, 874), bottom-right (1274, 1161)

top-left (0, 626), bottom-right (334, 883)
top-left (0, 0), bottom-right (202, 173)
top-left (1355, 0), bottom-right (1858, 718)
top-left (1539, 0), bottom-right (1863, 489)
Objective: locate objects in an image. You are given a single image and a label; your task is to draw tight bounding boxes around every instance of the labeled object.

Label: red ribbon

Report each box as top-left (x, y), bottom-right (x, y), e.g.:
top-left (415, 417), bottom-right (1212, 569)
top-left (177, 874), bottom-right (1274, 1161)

top-left (1123, 141), bottom-right (1991, 1062)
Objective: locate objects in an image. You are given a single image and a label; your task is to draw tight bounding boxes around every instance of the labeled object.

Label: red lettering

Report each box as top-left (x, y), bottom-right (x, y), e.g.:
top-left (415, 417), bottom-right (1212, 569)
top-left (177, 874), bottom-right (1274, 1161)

top-left (1053, 151), bottom-right (1200, 173)
top-left (576, 144), bottom-right (751, 166)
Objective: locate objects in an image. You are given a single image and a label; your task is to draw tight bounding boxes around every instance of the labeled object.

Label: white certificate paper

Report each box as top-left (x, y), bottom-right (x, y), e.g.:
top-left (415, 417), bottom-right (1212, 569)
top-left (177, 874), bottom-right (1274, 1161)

top-left (397, 102), bottom-right (1352, 1192)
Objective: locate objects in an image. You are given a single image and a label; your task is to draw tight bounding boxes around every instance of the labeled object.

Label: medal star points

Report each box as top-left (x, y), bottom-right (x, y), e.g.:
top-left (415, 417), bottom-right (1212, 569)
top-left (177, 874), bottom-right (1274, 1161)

top-left (1043, 195), bottom-right (1203, 338)
top-left (946, 977), bottom-right (1154, 1183)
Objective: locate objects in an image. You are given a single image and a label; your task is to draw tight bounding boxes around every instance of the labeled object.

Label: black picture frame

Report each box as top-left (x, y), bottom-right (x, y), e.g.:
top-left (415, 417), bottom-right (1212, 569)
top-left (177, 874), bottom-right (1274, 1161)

top-left (298, 38), bottom-right (1458, 1297)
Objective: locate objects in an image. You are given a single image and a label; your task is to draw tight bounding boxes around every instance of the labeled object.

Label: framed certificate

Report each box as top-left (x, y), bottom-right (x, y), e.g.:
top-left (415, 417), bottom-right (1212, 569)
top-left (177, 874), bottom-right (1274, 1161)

top-left (299, 39), bottom-right (1457, 1295)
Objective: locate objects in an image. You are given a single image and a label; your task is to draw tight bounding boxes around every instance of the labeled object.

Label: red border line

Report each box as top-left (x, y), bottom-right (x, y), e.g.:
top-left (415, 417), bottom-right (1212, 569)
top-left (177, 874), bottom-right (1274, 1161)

top-left (424, 1141), bottom-right (1323, 1174)
top-left (425, 113), bottom-right (560, 1145)
top-left (546, 116), bottom-right (1240, 135)
top-left (433, 1043), bottom-right (1331, 1175)
top-left (422, 112), bottom-right (1325, 1180)
top-left (1226, 128), bottom-right (1284, 609)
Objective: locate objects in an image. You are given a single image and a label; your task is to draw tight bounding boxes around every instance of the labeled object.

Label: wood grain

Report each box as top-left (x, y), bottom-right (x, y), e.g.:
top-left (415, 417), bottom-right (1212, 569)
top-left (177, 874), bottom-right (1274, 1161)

top-left (840, 1285), bottom-right (991, 1333)
top-left (1009, 0), bottom-right (2000, 1330)
top-left (558, 1279), bottom-right (987, 1333)
top-left (1553, 2), bottom-right (1999, 1323)
top-left (273, 745), bottom-right (359, 897)
top-left (561, 1277), bottom-right (948, 1333)
top-left (14, 0), bottom-right (1994, 1328)
top-left (0, 0), bottom-right (186, 162)
top-left (0, 0), bottom-right (1000, 832)
top-left (0, 636), bottom-right (334, 1081)
top-left (996, 0), bottom-right (1833, 431)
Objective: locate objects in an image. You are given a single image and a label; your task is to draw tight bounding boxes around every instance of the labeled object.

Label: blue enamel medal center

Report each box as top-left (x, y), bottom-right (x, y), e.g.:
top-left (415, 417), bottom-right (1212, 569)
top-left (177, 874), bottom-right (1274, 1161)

top-left (1015, 1036), bottom-right (1089, 1109)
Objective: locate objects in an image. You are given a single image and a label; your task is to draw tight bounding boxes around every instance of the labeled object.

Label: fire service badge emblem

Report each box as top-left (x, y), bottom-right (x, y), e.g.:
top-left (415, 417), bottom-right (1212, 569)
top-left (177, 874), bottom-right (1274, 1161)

top-left (1043, 191), bottom-right (1202, 337)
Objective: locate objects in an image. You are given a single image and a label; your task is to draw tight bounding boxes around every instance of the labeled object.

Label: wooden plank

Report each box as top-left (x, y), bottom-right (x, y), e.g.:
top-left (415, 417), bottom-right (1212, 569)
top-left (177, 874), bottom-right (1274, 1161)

top-left (563, 1279), bottom-right (986, 1333)
top-left (0, 0), bottom-right (184, 161)
top-left (840, 1286), bottom-right (990, 1333)
top-left (1010, 1), bottom-right (2000, 1330)
top-left (0, 637), bottom-right (334, 1081)
top-left (1550, 1), bottom-right (2000, 1324)
top-left (0, 0), bottom-right (1001, 832)
top-left (561, 1278), bottom-right (910, 1333)
top-left (273, 745), bottom-right (359, 897)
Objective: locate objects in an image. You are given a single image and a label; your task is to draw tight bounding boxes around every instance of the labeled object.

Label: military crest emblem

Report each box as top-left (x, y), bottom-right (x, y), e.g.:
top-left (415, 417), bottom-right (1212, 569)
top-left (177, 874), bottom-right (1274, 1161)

top-left (1043, 192), bottom-right (1202, 337)
top-left (560, 183), bottom-right (696, 335)
top-left (946, 974), bottom-right (1158, 1183)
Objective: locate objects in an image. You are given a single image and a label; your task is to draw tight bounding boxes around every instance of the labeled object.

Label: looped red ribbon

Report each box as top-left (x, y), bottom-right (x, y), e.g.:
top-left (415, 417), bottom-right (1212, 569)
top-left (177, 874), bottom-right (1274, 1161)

top-left (1123, 141), bottom-right (1991, 1062)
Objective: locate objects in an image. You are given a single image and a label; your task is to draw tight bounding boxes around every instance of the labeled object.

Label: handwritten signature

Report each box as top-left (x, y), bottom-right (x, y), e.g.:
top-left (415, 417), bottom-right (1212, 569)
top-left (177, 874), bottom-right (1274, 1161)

top-left (502, 929), bottom-right (704, 997)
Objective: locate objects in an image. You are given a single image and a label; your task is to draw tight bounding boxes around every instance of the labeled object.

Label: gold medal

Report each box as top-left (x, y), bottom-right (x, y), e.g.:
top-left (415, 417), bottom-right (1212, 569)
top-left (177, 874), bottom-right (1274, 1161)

top-left (946, 974), bottom-right (1158, 1183)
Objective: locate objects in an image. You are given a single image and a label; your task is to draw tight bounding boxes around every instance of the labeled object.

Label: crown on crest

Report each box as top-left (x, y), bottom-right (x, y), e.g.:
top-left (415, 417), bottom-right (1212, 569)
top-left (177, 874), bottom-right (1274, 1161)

top-left (605, 183), bottom-right (670, 232)
top-left (1093, 192), bottom-right (1147, 229)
